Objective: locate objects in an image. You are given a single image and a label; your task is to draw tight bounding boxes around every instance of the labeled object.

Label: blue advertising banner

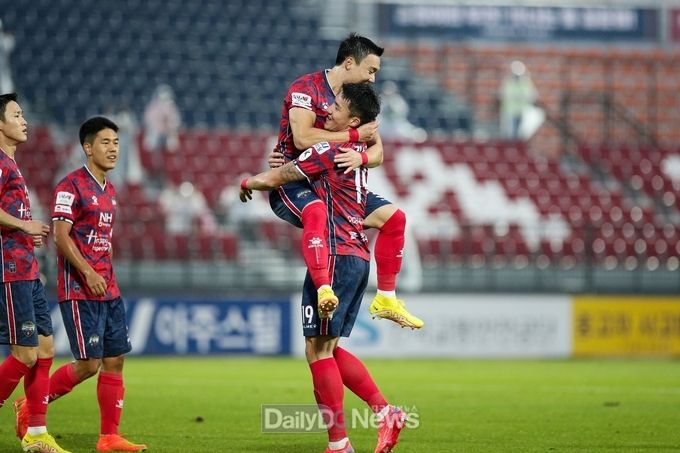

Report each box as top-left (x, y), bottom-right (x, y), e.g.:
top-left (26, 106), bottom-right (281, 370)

top-left (379, 4), bottom-right (659, 42)
top-left (50, 298), bottom-right (292, 356)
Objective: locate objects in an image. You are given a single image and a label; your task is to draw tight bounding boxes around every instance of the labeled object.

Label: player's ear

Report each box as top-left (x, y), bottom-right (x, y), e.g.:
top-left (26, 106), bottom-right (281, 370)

top-left (344, 57), bottom-right (355, 71)
top-left (82, 142), bottom-right (92, 157)
top-left (348, 117), bottom-right (361, 128)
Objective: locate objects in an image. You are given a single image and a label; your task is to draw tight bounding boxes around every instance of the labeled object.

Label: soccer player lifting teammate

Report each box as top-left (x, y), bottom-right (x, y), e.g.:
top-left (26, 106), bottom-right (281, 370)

top-left (269, 33), bottom-right (423, 328)
top-left (14, 117), bottom-right (146, 452)
top-left (241, 83), bottom-right (408, 453)
top-left (0, 93), bottom-right (72, 453)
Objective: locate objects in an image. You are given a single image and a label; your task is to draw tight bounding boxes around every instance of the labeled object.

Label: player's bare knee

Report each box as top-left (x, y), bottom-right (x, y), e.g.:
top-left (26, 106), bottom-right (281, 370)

top-left (102, 354), bottom-right (125, 373)
top-left (37, 335), bottom-right (55, 359)
top-left (364, 204), bottom-right (398, 229)
top-left (11, 346), bottom-right (38, 368)
top-left (75, 358), bottom-right (102, 380)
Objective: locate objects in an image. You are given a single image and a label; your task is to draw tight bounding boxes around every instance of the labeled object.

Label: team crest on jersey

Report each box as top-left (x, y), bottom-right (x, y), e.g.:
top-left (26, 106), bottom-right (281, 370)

top-left (312, 142), bottom-right (330, 154)
top-left (56, 191), bottom-right (75, 206)
top-left (91, 195), bottom-right (99, 205)
top-left (8, 262), bottom-right (16, 273)
top-left (88, 334), bottom-right (100, 347)
top-left (291, 92), bottom-right (312, 109)
top-left (21, 321), bottom-right (35, 337)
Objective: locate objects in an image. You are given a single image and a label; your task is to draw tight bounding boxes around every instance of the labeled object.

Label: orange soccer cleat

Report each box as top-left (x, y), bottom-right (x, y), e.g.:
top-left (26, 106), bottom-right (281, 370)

top-left (13, 395), bottom-right (28, 440)
top-left (374, 405), bottom-right (407, 453)
top-left (96, 434), bottom-right (147, 452)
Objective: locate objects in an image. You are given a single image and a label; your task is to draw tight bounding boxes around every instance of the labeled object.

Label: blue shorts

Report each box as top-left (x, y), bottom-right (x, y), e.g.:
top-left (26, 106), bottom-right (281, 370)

top-left (0, 279), bottom-right (53, 347)
top-left (59, 297), bottom-right (132, 359)
top-left (301, 255), bottom-right (369, 338)
top-left (270, 182), bottom-right (392, 229)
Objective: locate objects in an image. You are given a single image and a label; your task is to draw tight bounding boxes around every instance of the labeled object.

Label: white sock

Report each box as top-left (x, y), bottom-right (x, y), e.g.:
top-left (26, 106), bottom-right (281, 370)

top-left (377, 290), bottom-right (396, 298)
top-left (27, 426), bottom-right (47, 436)
top-left (328, 437), bottom-right (349, 450)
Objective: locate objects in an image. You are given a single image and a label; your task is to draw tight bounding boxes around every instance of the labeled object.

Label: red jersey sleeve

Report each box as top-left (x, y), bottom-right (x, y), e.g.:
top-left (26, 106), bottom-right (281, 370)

top-left (52, 177), bottom-right (78, 224)
top-left (286, 76), bottom-right (320, 113)
top-left (294, 142), bottom-right (336, 180)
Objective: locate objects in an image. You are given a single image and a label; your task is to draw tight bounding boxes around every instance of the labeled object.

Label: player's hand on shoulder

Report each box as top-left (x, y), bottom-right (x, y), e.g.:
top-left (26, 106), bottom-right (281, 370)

top-left (21, 220), bottom-right (49, 237)
top-left (335, 147), bottom-right (363, 174)
top-left (357, 120), bottom-right (379, 142)
top-left (268, 149), bottom-right (285, 169)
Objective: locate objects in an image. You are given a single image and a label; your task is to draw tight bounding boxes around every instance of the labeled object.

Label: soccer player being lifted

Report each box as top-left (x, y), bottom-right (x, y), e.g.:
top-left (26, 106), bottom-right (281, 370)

top-left (241, 83), bottom-right (408, 453)
top-left (14, 117), bottom-right (146, 452)
top-left (0, 93), bottom-right (72, 453)
top-left (269, 33), bottom-right (423, 329)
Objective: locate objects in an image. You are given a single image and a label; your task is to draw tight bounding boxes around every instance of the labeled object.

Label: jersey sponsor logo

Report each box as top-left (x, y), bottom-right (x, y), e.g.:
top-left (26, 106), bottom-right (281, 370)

top-left (99, 212), bottom-right (113, 228)
top-left (312, 142), bottom-right (330, 154)
top-left (18, 203), bottom-right (30, 219)
top-left (54, 204), bottom-right (72, 214)
top-left (291, 92), bottom-right (312, 109)
top-left (56, 191), bottom-right (75, 206)
top-left (298, 149), bottom-right (313, 161)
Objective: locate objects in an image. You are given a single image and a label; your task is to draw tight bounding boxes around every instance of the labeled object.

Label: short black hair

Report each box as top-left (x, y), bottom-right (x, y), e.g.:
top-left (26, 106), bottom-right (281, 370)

top-left (0, 93), bottom-right (18, 122)
top-left (341, 83), bottom-right (380, 125)
top-left (335, 33), bottom-right (384, 66)
top-left (79, 116), bottom-right (118, 146)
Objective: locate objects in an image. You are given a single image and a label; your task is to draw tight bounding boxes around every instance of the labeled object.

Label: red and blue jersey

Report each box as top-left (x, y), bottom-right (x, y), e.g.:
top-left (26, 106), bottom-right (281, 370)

top-left (294, 141), bottom-right (370, 261)
top-left (52, 166), bottom-right (120, 302)
top-left (0, 150), bottom-right (39, 282)
top-left (278, 70), bottom-right (335, 161)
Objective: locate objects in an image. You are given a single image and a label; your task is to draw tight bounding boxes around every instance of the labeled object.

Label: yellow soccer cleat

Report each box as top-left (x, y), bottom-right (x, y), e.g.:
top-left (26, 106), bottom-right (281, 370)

top-left (96, 434), bottom-right (147, 452)
top-left (21, 431), bottom-right (72, 453)
top-left (317, 286), bottom-right (339, 319)
top-left (369, 295), bottom-right (424, 329)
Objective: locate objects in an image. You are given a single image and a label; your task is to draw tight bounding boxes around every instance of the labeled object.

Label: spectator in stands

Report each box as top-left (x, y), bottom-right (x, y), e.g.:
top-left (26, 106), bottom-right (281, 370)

top-left (499, 60), bottom-right (538, 140)
top-left (0, 19), bottom-right (15, 94)
top-left (107, 104), bottom-right (143, 187)
top-left (143, 84), bottom-right (181, 152)
top-left (379, 80), bottom-right (427, 142)
top-left (158, 180), bottom-right (217, 235)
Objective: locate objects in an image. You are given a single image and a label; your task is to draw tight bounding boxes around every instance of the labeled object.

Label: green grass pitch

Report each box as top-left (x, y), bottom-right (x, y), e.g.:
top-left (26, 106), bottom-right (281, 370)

top-left (1, 357), bottom-right (679, 452)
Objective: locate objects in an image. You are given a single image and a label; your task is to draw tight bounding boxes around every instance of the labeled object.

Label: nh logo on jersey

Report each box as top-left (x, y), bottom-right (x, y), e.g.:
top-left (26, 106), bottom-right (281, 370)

top-left (91, 195), bottom-right (98, 205)
top-left (86, 230), bottom-right (98, 244)
top-left (99, 212), bottom-right (113, 227)
top-left (291, 92), bottom-right (312, 109)
top-left (307, 237), bottom-right (324, 249)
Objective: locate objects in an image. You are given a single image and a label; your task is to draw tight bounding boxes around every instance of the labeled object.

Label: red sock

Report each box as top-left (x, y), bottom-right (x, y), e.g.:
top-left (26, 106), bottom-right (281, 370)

top-left (375, 209), bottom-right (406, 291)
top-left (0, 355), bottom-right (30, 408)
top-left (301, 202), bottom-right (330, 288)
top-left (49, 362), bottom-right (82, 402)
top-left (333, 347), bottom-right (387, 413)
top-left (24, 357), bottom-right (52, 427)
top-left (97, 371), bottom-right (124, 435)
top-left (309, 357), bottom-right (346, 442)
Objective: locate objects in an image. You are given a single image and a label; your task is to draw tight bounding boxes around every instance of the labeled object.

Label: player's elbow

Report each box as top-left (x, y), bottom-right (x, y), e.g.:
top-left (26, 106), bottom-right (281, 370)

top-left (293, 136), bottom-right (310, 151)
